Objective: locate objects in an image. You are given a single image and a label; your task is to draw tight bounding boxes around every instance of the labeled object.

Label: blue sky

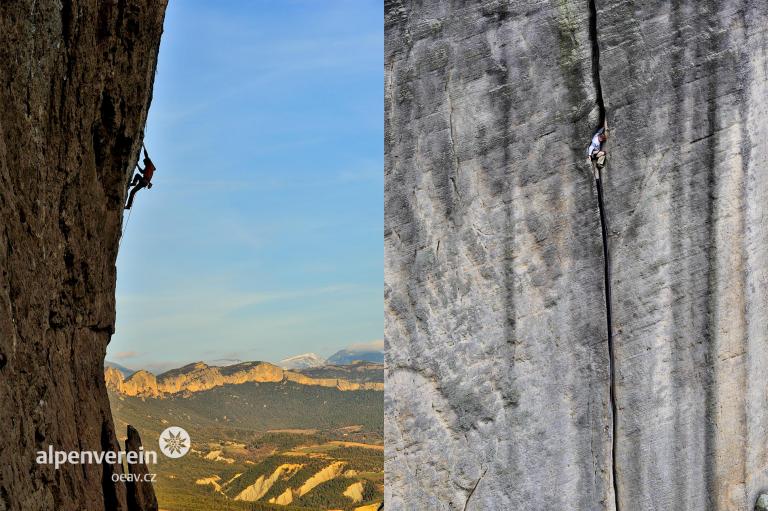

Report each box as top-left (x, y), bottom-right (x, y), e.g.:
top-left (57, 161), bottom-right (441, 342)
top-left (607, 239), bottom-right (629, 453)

top-left (108, 1), bottom-right (382, 373)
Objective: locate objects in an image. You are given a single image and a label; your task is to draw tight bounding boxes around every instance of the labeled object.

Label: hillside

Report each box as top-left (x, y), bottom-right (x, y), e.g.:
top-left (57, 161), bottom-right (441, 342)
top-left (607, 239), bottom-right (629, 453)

top-left (110, 381), bottom-right (383, 436)
top-left (136, 439), bottom-right (383, 511)
top-left (221, 447), bottom-right (383, 510)
top-left (109, 379), bottom-right (383, 510)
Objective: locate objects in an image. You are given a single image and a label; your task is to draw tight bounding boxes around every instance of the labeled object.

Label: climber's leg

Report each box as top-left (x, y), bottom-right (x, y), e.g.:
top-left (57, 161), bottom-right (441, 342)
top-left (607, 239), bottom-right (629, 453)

top-left (596, 151), bottom-right (606, 169)
top-left (125, 181), bottom-right (146, 209)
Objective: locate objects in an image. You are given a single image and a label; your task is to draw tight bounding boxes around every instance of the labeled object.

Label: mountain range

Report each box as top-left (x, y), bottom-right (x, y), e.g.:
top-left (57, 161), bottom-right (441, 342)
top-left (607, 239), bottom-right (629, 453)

top-left (107, 341), bottom-right (384, 376)
top-left (327, 348), bottom-right (383, 365)
top-left (105, 360), bottom-right (383, 398)
top-left (278, 342), bottom-right (384, 369)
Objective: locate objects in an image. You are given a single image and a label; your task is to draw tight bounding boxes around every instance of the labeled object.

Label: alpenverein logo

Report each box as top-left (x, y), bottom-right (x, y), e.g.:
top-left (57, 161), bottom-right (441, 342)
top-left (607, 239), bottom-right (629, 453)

top-left (158, 426), bottom-right (190, 458)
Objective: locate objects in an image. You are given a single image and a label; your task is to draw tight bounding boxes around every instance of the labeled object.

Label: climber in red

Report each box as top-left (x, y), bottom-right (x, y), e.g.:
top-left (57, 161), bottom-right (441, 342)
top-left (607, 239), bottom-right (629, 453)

top-left (125, 147), bottom-right (155, 209)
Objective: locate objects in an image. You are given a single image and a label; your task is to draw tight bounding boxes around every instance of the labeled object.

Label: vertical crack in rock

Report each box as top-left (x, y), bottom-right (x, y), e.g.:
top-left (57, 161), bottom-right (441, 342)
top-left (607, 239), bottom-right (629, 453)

top-left (588, 0), bottom-right (605, 128)
top-left (588, 1), bottom-right (618, 509)
top-left (463, 467), bottom-right (487, 511)
top-left (596, 169), bottom-right (617, 511)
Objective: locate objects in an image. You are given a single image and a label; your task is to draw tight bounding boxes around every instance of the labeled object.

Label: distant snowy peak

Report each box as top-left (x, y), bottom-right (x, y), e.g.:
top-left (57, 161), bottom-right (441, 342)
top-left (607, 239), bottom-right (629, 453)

top-left (327, 348), bottom-right (383, 365)
top-left (279, 353), bottom-right (327, 370)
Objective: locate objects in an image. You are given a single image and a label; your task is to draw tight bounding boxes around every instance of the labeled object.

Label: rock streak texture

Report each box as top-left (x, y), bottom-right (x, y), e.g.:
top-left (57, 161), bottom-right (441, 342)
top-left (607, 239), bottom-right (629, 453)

top-left (0, 1), bottom-right (167, 510)
top-left (384, 1), bottom-right (768, 510)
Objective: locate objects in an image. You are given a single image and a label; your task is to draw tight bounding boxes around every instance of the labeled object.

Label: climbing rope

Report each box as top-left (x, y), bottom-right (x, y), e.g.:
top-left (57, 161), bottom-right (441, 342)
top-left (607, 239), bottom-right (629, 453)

top-left (120, 202), bottom-right (134, 243)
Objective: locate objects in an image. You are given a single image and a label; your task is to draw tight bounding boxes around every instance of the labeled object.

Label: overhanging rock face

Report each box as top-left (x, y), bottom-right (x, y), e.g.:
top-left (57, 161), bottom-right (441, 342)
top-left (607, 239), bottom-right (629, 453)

top-left (384, 1), bottom-right (768, 510)
top-left (0, 2), bottom-right (167, 510)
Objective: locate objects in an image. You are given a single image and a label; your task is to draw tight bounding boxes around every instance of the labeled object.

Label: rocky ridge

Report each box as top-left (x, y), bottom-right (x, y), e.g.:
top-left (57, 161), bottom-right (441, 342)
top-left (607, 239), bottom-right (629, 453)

top-left (105, 361), bottom-right (384, 397)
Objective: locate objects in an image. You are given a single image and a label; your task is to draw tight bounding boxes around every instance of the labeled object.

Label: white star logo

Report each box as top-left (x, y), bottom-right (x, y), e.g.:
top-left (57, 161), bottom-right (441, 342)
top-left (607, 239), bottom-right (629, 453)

top-left (159, 427), bottom-right (191, 458)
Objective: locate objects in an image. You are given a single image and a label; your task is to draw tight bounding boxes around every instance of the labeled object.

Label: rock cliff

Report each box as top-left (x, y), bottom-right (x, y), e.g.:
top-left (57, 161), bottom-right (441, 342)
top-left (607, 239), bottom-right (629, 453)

top-left (0, 1), bottom-right (167, 510)
top-left (384, 1), bottom-right (768, 510)
top-left (105, 361), bottom-right (385, 397)
top-left (599, 3), bottom-right (768, 509)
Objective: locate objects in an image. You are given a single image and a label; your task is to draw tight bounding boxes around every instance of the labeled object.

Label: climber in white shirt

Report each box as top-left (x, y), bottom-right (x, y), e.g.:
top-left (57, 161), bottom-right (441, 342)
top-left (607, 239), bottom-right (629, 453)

top-left (586, 127), bottom-right (607, 174)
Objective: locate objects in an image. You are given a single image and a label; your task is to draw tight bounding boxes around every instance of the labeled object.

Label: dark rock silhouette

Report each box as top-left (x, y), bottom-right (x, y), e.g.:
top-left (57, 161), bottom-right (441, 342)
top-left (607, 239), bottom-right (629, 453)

top-left (0, 1), bottom-right (167, 509)
top-left (125, 426), bottom-right (158, 511)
